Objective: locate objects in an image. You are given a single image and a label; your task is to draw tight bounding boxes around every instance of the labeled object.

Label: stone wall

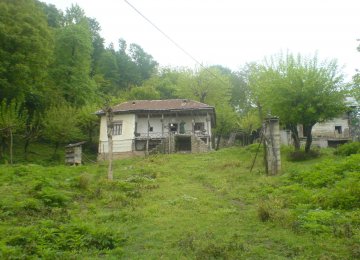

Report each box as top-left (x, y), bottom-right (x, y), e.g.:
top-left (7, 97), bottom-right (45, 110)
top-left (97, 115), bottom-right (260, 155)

top-left (191, 135), bottom-right (210, 153)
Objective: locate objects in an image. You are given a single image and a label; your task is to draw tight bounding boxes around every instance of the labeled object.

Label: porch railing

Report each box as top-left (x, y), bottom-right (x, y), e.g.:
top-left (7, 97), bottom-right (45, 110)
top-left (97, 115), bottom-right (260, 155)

top-left (134, 130), bottom-right (209, 139)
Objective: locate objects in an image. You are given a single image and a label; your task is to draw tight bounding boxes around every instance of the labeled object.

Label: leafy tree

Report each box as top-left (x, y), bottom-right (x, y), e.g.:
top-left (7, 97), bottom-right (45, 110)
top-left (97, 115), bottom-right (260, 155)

top-left (23, 111), bottom-right (43, 160)
top-left (259, 53), bottom-right (346, 152)
top-left (126, 86), bottom-right (161, 100)
top-left (87, 17), bottom-right (105, 78)
top-left (213, 104), bottom-right (239, 150)
top-left (51, 4), bottom-right (96, 106)
top-left (0, 0), bottom-right (53, 107)
top-left (129, 43), bottom-right (158, 84)
top-left (0, 100), bottom-right (26, 164)
top-left (177, 67), bottom-right (232, 105)
top-left (36, 1), bottom-right (64, 28)
top-left (77, 104), bottom-right (99, 144)
top-left (97, 45), bottom-right (119, 94)
top-left (43, 104), bottom-right (82, 155)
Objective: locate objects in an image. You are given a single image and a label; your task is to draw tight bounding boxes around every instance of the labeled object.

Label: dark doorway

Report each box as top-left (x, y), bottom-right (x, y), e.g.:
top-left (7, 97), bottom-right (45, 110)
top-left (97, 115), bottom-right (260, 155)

top-left (335, 126), bottom-right (342, 134)
top-left (175, 136), bottom-right (191, 152)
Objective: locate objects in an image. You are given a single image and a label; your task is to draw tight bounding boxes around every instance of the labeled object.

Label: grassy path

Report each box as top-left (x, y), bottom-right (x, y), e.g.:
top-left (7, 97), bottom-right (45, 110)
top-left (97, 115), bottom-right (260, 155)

top-left (113, 148), bottom-right (349, 259)
top-left (0, 146), bottom-right (355, 259)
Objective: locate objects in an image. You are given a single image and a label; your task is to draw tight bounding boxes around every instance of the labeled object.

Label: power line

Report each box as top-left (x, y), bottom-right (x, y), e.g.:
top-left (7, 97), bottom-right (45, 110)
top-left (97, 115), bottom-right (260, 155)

top-left (123, 0), bottom-right (231, 89)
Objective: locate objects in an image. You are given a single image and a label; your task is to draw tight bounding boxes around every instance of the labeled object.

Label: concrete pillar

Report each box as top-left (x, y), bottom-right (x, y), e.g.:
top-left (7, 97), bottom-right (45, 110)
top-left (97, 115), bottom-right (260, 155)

top-left (264, 117), bottom-right (281, 175)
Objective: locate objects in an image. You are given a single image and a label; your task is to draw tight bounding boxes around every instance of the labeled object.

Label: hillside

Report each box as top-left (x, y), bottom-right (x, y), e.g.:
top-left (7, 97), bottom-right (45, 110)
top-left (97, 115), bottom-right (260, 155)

top-left (0, 146), bottom-right (359, 259)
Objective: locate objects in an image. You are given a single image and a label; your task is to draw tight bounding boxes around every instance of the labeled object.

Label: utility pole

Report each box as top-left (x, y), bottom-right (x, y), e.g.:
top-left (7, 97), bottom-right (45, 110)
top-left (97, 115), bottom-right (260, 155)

top-left (105, 106), bottom-right (114, 181)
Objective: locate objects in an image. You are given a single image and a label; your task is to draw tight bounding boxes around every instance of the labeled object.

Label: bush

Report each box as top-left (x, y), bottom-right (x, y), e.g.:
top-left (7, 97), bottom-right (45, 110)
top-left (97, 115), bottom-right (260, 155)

top-left (1, 222), bottom-right (125, 258)
top-left (335, 142), bottom-right (360, 156)
top-left (286, 150), bottom-right (320, 162)
top-left (36, 187), bottom-right (70, 207)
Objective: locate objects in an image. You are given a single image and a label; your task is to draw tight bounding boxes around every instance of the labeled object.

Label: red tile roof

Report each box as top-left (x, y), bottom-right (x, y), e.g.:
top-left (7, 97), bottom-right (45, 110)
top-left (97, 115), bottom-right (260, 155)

top-left (97, 99), bottom-right (215, 114)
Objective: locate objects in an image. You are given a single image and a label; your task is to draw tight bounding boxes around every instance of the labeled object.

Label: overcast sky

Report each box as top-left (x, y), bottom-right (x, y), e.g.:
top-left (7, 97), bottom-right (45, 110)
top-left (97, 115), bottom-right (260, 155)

top-left (43, 0), bottom-right (360, 80)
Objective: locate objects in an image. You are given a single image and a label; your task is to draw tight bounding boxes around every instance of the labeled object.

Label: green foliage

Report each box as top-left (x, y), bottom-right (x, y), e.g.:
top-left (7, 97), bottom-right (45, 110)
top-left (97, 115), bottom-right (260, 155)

top-left (0, 0), bottom-right (53, 103)
top-left (126, 85), bottom-right (161, 100)
top-left (246, 53), bottom-right (346, 152)
top-left (0, 146), bottom-right (358, 258)
top-left (335, 141), bottom-right (360, 156)
top-left (43, 104), bottom-right (83, 153)
top-left (213, 103), bottom-right (239, 139)
top-left (51, 6), bottom-right (96, 106)
top-left (286, 150), bottom-right (321, 161)
top-left (176, 66), bottom-right (232, 105)
top-left (35, 187), bottom-right (70, 207)
top-left (262, 154), bottom-right (360, 240)
top-left (0, 99), bottom-right (27, 162)
top-left (0, 100), bottom-right (26, 135)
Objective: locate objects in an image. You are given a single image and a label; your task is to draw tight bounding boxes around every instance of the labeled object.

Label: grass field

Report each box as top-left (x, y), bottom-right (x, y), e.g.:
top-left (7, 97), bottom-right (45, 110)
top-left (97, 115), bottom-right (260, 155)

top-left (0, 145), bottom-right (359, 259)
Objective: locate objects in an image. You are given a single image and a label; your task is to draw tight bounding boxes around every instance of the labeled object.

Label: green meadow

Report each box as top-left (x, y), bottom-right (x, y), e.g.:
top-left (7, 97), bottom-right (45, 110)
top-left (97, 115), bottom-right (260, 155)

top-left (0, 145), bottom-right (359, 259)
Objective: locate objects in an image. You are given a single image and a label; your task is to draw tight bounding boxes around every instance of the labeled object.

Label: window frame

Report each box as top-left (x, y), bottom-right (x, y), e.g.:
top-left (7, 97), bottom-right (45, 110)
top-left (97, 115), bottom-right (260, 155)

top-left (113, 121), bottom-right (123, 136)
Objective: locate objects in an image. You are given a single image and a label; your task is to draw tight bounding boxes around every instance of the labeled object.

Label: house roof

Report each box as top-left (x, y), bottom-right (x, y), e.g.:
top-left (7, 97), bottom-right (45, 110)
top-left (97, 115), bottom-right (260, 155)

top-left (96, 99), bottom-right (215, 114)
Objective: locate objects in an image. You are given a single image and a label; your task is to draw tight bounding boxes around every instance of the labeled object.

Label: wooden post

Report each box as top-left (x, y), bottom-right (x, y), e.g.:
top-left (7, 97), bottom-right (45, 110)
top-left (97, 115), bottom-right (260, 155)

top-left (168, 132), bottom-right (171, 154)
top-left (146, 113), bottom-right (150, 156)
top-left (206, 112), bottom-right (212, 149)
top-left (106, 106), bottom-right (114, 180)
top-left (9, 128), bottom-right (13, 165)
top-left (161, 114), bottom-right (164, 138)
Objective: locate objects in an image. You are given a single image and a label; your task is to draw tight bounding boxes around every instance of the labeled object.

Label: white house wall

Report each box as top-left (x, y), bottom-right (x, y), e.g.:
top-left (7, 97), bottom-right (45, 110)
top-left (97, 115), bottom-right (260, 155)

top-left (312, 118), bottom-right (350, 138)
top-left (99, 114), bottom-right (135, 153)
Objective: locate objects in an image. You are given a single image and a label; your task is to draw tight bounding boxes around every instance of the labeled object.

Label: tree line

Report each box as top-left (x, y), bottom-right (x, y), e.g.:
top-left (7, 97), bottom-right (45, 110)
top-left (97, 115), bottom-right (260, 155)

top-left (0, 0), bottom-right (358, 162)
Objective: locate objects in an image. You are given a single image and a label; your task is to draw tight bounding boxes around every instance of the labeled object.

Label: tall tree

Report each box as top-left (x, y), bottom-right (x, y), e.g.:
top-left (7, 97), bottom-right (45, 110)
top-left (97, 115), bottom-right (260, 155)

top-left (36, 1), bottom-right (64, 28)
top-left (51, 4), bottom-right (96, 106)
top-left (259, 53), bottom-right (346, 152)
top-left (178, 67), bottom-right (232, 105)
top-left (129, 43), bottom-right (158, 84)
top-left (43, 104), bottom-right (82, 155)
top-left (0, 100), bottom-right (26, 164)
top-left (0, 0), bottom-right (53, 107)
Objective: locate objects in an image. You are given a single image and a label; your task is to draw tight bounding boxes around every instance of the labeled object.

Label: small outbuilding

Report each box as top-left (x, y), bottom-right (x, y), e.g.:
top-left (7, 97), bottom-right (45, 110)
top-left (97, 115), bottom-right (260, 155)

top-left (65, 141), bottom-right (86, 165)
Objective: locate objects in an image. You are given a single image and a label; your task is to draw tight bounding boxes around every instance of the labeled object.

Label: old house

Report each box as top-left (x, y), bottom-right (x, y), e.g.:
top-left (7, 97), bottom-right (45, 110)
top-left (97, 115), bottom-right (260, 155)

top-left (280, 97), bottom-right (360, 147)
top-left (96, 99), bottom-right (216, 159)
top-left (307, 97), bottom-right (359, 147)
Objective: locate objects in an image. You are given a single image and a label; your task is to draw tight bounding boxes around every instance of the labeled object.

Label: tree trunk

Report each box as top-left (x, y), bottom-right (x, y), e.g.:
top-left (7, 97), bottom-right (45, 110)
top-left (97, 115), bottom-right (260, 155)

top-left (216, 135), bottom-right (221, 150)
top-left (108, 134), bottom-right (113, 180)
top-left (10, 128), bottom-right (13, 165)
top-left (24, 138), bottom-right (30, 161)
top-left (303, 124), bottom-right (314, 153)
top-left (106, 107), bottom-right (114, 181)
top-left (54, 142), bottom-right (59, 156)
top-left (289, 125), bottom-right (300, 151)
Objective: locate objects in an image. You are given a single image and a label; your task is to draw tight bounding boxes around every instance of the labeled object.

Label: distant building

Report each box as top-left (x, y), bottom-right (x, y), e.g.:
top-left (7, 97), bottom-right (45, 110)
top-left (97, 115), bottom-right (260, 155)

top-left (96, 99), bottom-right (216, 159)
top-left (281, 97), bottom-right (360, 147)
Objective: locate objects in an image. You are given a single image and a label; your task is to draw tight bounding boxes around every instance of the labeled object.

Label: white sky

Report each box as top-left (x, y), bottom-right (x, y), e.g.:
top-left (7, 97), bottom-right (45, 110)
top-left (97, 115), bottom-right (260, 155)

top-left (43, 0), bottom-right (360, 80)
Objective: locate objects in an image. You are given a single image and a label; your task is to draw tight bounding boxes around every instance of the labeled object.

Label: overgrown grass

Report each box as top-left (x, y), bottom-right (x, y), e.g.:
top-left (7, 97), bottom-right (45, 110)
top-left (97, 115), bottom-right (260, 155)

top-left (0, 145), bottom-right (358, 259)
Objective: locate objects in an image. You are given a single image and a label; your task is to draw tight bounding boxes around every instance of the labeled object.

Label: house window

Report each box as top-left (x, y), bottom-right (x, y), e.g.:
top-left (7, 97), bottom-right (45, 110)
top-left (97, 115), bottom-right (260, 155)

top-left (169, 123), bottom-right (178, 132)
top-left (194, 122), bottom-right (205, 131)
top-left (113, 122), bottom-right (122, 135)
top-left (335, 126), bottom-right (342, 134)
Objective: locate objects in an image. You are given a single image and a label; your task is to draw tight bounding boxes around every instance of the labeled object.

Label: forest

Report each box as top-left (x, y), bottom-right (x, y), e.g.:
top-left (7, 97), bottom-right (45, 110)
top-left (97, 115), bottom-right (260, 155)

top-left (0, 0), bottom-right (359, 162)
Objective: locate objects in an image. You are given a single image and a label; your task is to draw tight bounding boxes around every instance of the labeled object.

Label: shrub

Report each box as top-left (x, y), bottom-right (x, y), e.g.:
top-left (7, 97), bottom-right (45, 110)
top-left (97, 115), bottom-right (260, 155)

top-left (286, 150), bottom-right (320, 162)
top-left (296, 210), bottom-right (334, 234)
top-left (36, 187), bottom-right (70, 207)
top-left (335, 142), bottom-right (360, 156)
top-left (73, 173), bottom-right (92, 189)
